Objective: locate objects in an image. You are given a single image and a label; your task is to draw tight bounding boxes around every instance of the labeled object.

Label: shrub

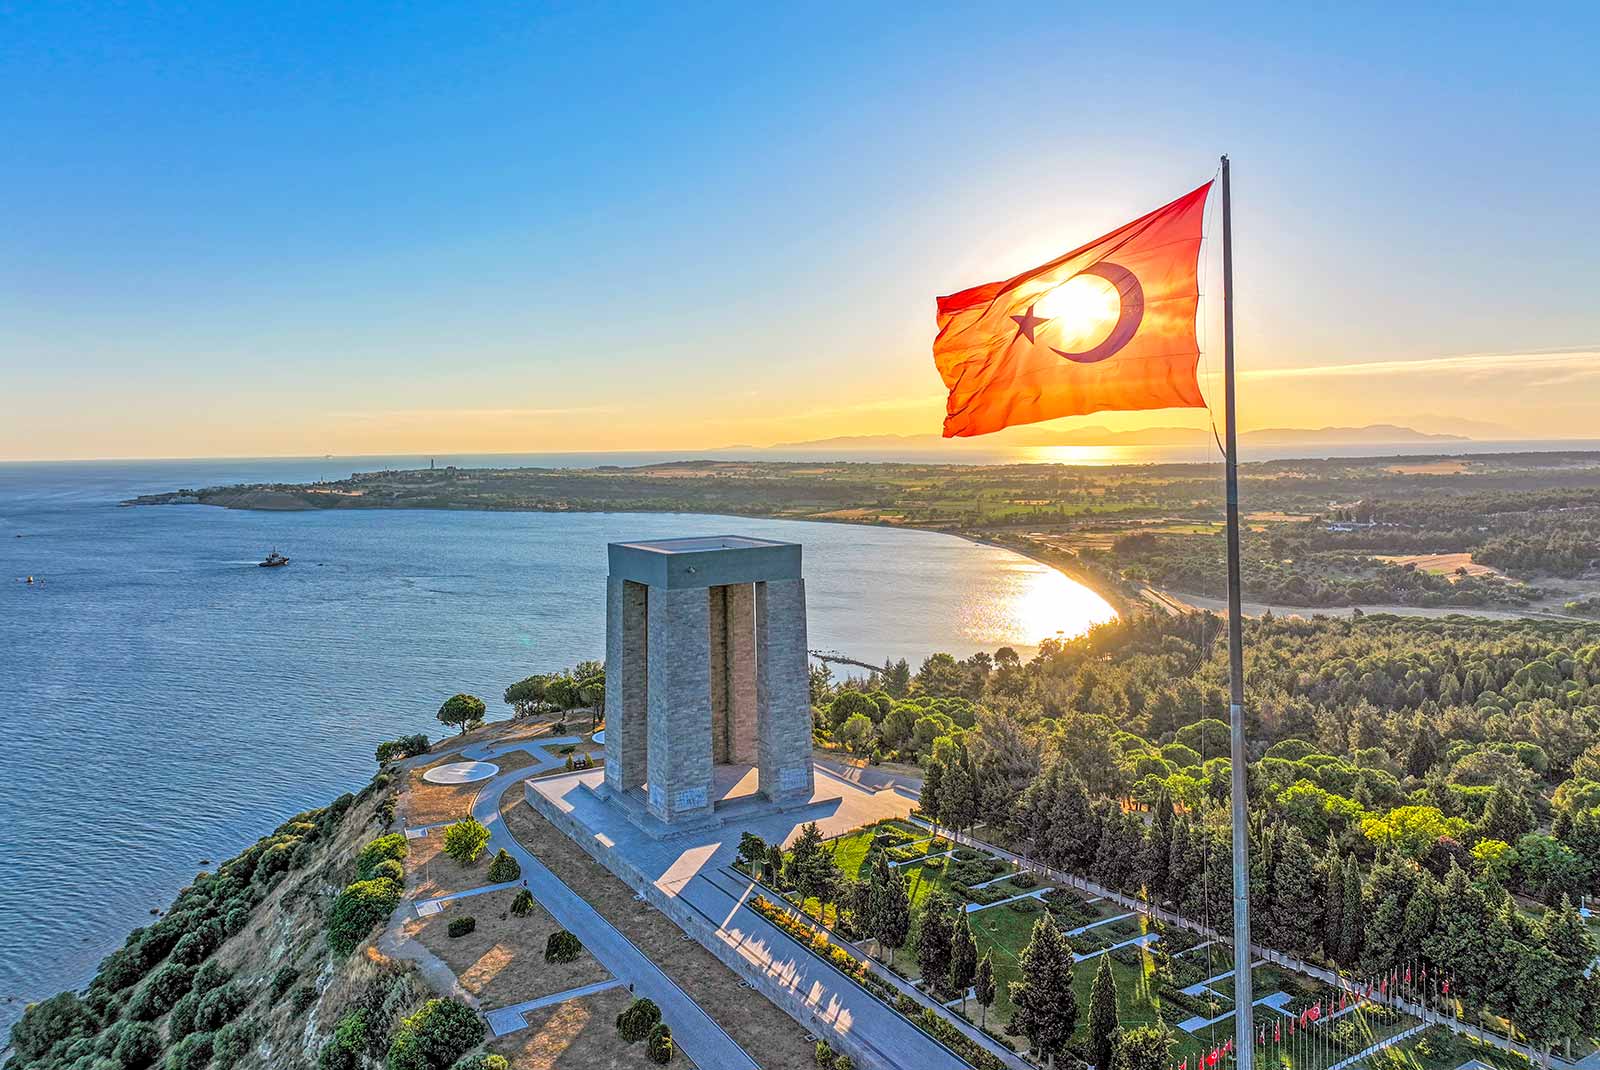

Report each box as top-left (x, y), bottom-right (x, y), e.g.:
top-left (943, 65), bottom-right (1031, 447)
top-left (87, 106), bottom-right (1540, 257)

top-left (834, 1057), bottom-right (855, 1070)
top-left (375, 734), bottom-right (431, 763)
top-left (212, 1018), bottom-right (260, 1069)
top-left (443, 819), bottom-right (490, 865)
top-left (291, 985), bottom-right (319, 1014)
top-left (164, 1032), bottom-right (214, 1070)
top-left (509, 889), bottom-right (536, 917)
top-left (113, 1022), bottom-right (163, 1070)
top-left (1009, 871), bottom-right (1037, 889)
top-left (544, 931), bottom-right (582, 963)
top-left (447, 916), bottom-right (476, 938)
top-left (192, 960), bottom-right (230, 992)
top-left (224, 905), bottom-right (251, 936)
top-left (328, 877), bottom-right (402, 956)
top-left (1007, 896), bottom-right (1040, 914)
top-left (374, 858), bottom-right (405, 883)
top-left (646, 1022), bottom-right (674, 1064)
top-left (167, 991), bottom-right (201, 1041)
top-left (616, 997), bottom-right (662, 1043)
top-left (356, 834), bottom-right (410, 880)
top-left (815, 1040), bottom-right (837, 1068)
top-left (195, 984), bottom-right (250, 1031)
top-left (386, 998), bottom-right (485, 1070)
top-left (125, 962), bottom-right (196, 1021)
top-left (452, 1056), bottom-right (509, 1070)
top-left (486, 849), bottom-right (520, 883)
top-left (319, 1011), bottom-right (369, 1070)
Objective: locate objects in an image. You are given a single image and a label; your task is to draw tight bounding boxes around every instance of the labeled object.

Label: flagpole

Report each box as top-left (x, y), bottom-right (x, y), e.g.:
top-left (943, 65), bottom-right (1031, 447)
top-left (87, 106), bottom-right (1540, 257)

top-left (1221, 153), bottom-right (1255, 1070)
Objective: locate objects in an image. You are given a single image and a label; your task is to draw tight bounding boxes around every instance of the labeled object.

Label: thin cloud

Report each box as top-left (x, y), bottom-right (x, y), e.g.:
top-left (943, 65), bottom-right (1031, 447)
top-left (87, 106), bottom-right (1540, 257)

top-left (1244, 347), bottom-right (1600, 381)
top-left (333, 405), bottom-right (619, 422)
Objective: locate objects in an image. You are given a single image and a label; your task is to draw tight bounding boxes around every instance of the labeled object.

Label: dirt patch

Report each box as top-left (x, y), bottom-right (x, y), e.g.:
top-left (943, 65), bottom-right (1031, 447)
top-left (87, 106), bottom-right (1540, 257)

top-left (404, 887), bottom-right (608, 1009)
top-left (408, 833), bottom-right (497, 900)
top-left (428, 717), bottom-right (567, 757)
top-left (1385, 460), bottom-right (1469, 475)
top-left (499, 798), bottom-right (814, 1070)
top-left (488, 986), bottom-right (682, 1069)
top-left (1374, 552), bottom-right (1505, 580)
top-left (405, 750), bottom-right (542, 827)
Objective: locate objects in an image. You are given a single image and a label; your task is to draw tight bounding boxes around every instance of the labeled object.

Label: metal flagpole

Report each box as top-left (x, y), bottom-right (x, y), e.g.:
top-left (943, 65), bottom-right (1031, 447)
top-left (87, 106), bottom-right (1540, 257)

top-left (1221, 153), bottom-right (1255, 1070)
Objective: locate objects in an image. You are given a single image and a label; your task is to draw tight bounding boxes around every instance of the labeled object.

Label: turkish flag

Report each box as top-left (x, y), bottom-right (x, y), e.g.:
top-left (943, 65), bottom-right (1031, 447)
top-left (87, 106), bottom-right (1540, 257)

top-left (933, 182), bottom-right (1212, 437)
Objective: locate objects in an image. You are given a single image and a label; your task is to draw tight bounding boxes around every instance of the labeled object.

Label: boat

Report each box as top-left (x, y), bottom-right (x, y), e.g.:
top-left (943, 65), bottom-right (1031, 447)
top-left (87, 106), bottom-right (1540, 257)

top-left (259, 550), bottom-right (290, 568)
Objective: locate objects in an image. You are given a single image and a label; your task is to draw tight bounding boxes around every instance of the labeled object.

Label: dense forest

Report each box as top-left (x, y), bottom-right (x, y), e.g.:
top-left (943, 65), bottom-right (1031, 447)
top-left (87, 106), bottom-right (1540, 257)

top-left (813, 612), bottom-right (1600, 1058)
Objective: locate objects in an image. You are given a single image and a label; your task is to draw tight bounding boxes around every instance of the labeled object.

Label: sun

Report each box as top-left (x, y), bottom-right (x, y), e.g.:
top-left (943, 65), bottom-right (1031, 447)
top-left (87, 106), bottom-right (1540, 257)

top-left (1035, 272), bottom-right (1121, 352)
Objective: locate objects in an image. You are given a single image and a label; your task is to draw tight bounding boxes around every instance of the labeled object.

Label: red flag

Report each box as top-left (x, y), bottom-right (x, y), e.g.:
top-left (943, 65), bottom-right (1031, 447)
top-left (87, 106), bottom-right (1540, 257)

top-left (1273, 1022), bottom-right (1281, 1043)
top-left (1338, 990), bottom-right (1347, 1011)
top-left (1404, 966), bottom-right (1412, 984)
top-left (933, 183), bottom-right (1212, 437)
top-left (1442, 979), bottom-right (1451, 995)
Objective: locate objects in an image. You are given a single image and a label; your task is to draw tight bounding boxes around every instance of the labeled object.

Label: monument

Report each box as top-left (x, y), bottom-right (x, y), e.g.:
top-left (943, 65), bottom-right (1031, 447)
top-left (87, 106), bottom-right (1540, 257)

top-left (600, 535), bottom-right (816, 829)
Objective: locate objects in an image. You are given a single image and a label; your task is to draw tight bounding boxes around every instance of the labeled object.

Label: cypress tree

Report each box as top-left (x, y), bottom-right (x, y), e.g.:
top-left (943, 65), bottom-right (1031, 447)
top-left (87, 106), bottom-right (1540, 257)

top-left (916, 892), bottom-right (958, 994)
top-left (1339, 862), bottom-right (1364, 966)
top-left (922, 758), bottom-right (946, 835)
top-left (948, 912), bottom-right (978, 1012)
top-left (874, 864), bottom-right (911, 966)
top-left (1087, 952), bottom-right (1120, 1070)
top-left (974, 951), bottom-right (997, 1028)
top-left (1323, 851), bottom-right (1345, 961)
top-left (1010, 912), bottom-right (1078, 1069)
top-left (1269, 828), bottom-right (1322, 959)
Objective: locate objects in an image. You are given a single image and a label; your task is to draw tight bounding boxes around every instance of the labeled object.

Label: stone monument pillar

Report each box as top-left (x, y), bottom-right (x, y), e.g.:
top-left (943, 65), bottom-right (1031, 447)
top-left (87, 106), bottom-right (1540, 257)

top-left (602, 535), bottom-right (816, 828)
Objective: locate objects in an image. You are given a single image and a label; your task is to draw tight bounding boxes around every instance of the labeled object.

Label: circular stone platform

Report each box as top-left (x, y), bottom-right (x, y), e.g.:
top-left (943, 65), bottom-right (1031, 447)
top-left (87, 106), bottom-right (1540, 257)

top-left (422, 761), bottom-right (500, 784)
top-left (591, 729), bottom-right (605, 745)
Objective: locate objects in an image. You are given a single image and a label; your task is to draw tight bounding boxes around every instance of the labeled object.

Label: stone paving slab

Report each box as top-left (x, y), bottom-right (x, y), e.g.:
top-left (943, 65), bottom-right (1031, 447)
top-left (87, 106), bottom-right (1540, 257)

top-left (484, 978), bottom-right (627, 1037)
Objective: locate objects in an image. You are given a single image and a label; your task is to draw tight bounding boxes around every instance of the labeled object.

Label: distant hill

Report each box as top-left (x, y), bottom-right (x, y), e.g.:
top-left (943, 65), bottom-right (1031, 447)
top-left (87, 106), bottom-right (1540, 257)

top-left (762, 424), bottom-right (1467, 452)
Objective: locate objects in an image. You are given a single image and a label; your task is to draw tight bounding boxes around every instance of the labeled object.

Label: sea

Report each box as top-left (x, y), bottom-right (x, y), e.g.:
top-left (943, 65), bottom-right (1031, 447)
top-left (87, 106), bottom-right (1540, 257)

top-left (0, 455), bottom-right (1118, 1031)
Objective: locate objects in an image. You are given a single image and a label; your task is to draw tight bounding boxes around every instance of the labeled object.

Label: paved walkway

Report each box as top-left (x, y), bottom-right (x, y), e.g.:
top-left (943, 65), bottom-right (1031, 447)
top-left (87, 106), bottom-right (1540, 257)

top-left (1074, 931), bottom-right (1160, 964)
top-left (484, 979), bottom-right (627, 1037)
top-left (413, 880), bottom-right (518, 917)
top-left (1327, 1022), bottom-right (1429, 1070)
top-left (1177, 991), bottom-right (1291, 1034)
top-left (471, 766), bottom-right (760, 1070)
top-left (964, 886), bottom-right (1047, 914)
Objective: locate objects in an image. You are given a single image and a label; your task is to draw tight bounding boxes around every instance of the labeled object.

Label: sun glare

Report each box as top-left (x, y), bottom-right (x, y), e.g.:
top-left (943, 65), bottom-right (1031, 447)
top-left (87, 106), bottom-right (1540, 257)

top-left (1035, 273), bottom-right (1120, 352)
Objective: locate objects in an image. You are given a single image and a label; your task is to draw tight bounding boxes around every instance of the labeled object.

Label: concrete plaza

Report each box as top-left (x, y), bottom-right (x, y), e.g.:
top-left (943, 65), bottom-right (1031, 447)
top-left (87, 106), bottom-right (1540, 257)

top-left (524, 762), bottom-right (970, 1070)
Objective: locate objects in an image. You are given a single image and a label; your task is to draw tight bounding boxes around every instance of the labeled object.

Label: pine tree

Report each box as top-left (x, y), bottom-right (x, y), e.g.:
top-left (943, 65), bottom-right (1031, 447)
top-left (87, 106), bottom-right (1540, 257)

top-left (1398, 871), bottom-right (1439, 966)
top-left (1087, 952), bottom-right (1120, 1070)
top-left (1481, 777), bottom-right (1537, 845)
top-left (1404, 723), bottom-right (1440, 777)
top-left (1010, 912), bottom-right (1078, 1068)
top-left (974, 951), bottom-right (997, 1028)
top-left (948, 912), bottom-right (978, 1012)
top-left (1166, 817), bottom-right (1198, 916)
top-left (1048, 764), bottom-right (1096, 873)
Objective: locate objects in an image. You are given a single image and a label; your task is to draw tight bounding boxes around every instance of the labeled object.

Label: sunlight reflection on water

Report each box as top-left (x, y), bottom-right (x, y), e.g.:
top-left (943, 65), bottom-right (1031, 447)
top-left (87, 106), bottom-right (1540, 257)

top-left (958, 558), bottom-right (1117, 649)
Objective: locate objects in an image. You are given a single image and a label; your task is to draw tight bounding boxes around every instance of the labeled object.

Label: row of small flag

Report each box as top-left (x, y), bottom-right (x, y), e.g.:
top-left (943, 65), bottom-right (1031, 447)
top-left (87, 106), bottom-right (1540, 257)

top-left (1171, 965), bottom-right (1456, 1070)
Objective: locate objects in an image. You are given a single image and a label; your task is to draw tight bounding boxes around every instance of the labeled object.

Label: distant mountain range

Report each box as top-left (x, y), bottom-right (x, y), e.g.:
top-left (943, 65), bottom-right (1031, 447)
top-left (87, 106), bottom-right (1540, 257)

top-left (758, 424), bottom-right (1467, 452)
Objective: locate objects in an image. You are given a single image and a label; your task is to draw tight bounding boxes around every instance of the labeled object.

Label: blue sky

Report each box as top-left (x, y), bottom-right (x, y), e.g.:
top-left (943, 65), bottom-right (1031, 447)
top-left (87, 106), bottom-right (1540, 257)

top-left (3, 2), bottom-right (1598, 459)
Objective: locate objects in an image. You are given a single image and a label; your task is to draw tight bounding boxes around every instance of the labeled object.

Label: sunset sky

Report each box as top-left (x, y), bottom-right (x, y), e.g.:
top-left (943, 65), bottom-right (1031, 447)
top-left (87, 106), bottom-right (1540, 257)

top-left (3, 3), bottom-right (1598, 461)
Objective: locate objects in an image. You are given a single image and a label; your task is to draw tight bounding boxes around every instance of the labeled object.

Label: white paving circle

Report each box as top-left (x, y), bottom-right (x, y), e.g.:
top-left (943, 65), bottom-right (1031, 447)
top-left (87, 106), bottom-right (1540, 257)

top-left (422, 760), bottom-right (500, 784)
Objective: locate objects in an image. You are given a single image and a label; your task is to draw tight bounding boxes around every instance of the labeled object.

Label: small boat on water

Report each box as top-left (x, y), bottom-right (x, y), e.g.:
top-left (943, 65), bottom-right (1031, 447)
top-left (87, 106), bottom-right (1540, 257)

top-left (259, 550), bottom-right (290, 568)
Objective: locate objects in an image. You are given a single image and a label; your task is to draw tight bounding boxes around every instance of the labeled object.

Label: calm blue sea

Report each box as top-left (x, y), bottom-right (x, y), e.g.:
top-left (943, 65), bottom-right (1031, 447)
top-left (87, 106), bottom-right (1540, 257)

top-left (0, 457), bottom-right (1112, 1031)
